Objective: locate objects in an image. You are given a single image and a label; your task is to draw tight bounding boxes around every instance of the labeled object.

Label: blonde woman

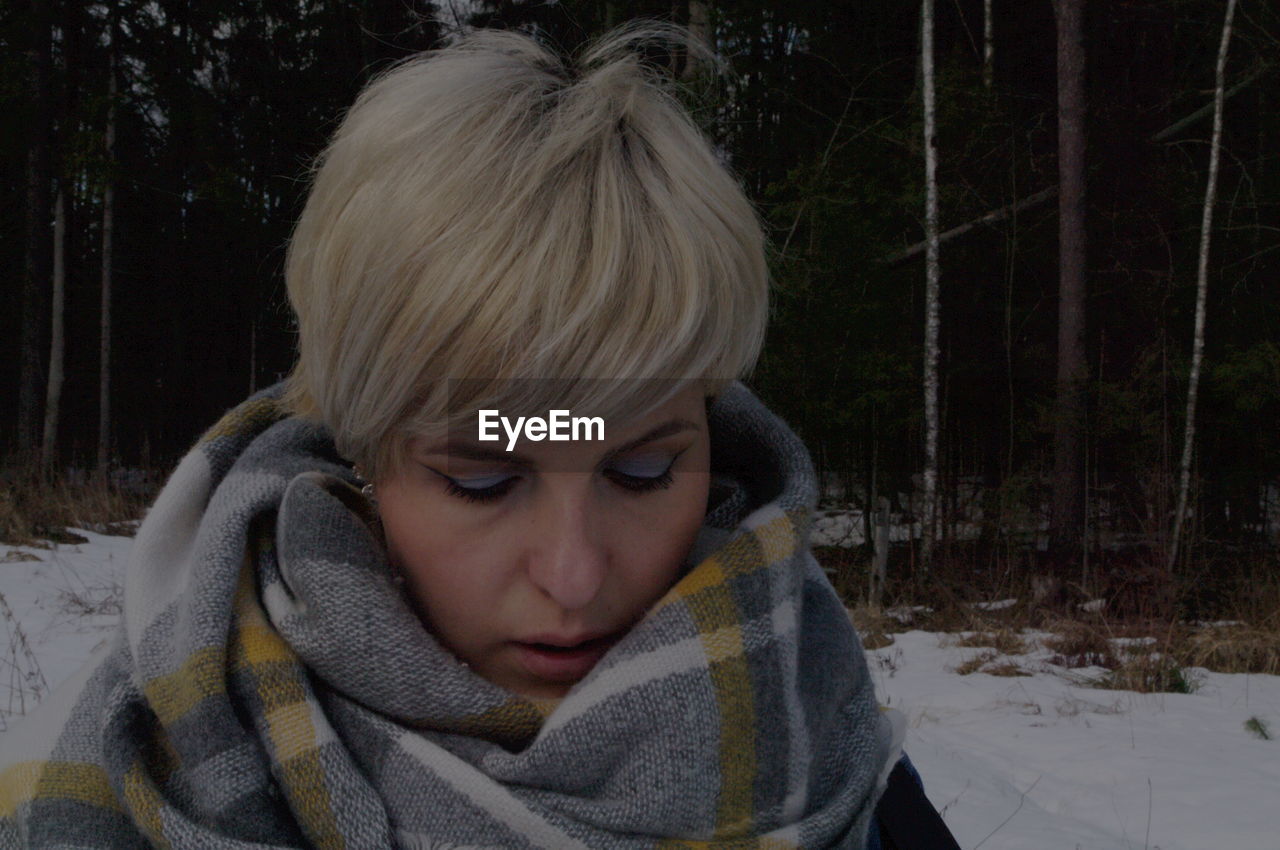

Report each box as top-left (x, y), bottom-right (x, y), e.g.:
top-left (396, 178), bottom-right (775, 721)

top-left (0, 27), bottom-right (955, 850)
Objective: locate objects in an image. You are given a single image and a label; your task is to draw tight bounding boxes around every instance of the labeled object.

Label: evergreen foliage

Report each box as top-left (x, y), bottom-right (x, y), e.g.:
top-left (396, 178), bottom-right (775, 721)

top-left (1, 0), bottom-right (1277, 568)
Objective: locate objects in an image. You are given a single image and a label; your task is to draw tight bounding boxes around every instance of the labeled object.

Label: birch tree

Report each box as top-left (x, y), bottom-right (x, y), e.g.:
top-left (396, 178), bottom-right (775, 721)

top-left (1170, 0), bottom-right (1239, 570)
top-left (41, 189), bottom-right (66, 473)
top-left (42, 0), bottom-right (83, 474)
top-left (983, 0), bottom-right (994, 90)
top-left (98, 30), bottom-right (118, 475)
top-left (920, 0), bottom-right (941, 573)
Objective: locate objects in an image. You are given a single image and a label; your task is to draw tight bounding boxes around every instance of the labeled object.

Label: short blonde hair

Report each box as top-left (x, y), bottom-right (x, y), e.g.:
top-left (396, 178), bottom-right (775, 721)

top-left (284, 25), bottom-right (769, 478)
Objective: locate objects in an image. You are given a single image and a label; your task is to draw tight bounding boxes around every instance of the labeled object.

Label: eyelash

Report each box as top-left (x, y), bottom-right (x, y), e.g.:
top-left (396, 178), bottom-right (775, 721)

top-left (443, 476), bottom-right (518, 504)
top-left (441, 465), bottom-right (675, 504)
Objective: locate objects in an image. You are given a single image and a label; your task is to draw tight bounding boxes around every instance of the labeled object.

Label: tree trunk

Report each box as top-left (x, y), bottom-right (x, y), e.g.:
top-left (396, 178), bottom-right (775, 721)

top-left (920, 0), bottom-right (942, 574)
top-left (42, 0), bottom-right (82, 474)
top-left (983, 0), bottom-right (994, 90)
top-left (1050, 0), bottom-right (1088, 572)
top-left (41, 188), bottom-right (66, 473)
top-left (682, 1), bottom-right (709, 80)
top-left (98, 46), bottom-right (118, 474)
top-left (1170, 0), bottom-right (1238, 571)
top-left (871, 497), bottom-right (890, 607)
top-left (249, 319), bottom-right (258, 395)
top-left (18, 0), bottom-right (53, 459)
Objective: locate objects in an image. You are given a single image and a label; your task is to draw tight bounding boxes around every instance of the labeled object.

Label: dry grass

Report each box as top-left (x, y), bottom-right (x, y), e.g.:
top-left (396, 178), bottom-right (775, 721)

top-left (1042, 622), bottom-right (1119, 670)
top-left (1032, 614), bottom-right (1280, 692)
top-left (846, 605), bottom-right (897, 650)
top-left (1179, 625), bottom-right (1280, 676)
top-left (55, 582), bottom-right (124, 619)
top-left (950, 629), bottom-right (1028, 655)
top-left (827, 540), bottom-right (1280, 693)
top-left (847, 604), bottom-right (899, 634)
top-left (0, 591), bottom-right (47, 723)
top-left (861, 632), bottom-right (895, 650)
top-left (0, 464), bottom-right (151, 546)
top-left (1100, 653), bottom-right (1201, 694)
top-left (1038, 620), bottom-right (1197, 692)
top-left (951, 649), bottom-right (1031, 678)
top-left (953, 651), bottom-right (997, 676)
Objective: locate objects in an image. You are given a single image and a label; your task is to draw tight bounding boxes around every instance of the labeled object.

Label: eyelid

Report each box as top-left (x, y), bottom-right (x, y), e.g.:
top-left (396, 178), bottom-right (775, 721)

top-left (608, 453), bottom-right (676, 479)
top-left (606, 445), bottom-right (688, 476)
top-left (444, 471), bottom-right (514, 490)
top-left (421, 463), bottom-right (513, 488)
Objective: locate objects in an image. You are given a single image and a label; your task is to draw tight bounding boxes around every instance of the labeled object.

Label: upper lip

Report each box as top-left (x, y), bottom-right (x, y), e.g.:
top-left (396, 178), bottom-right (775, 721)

top-left (517, 630), bottom-right (619, 648)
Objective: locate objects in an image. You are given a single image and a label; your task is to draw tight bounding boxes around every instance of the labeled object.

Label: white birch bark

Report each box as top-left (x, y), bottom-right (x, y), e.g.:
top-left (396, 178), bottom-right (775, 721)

top-left (921, 0), bottom-right (941, 573)
top-left (41, 187), bottom-right (66, 472)
top-left (983, 0), bottom-right (994, 90)
top-left (1170, 0), bottom-right (1238, 570)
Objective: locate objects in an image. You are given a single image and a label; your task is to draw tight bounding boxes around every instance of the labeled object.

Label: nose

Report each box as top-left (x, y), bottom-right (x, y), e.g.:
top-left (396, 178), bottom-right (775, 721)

top-left (525, 476), bottom-right (609, 611)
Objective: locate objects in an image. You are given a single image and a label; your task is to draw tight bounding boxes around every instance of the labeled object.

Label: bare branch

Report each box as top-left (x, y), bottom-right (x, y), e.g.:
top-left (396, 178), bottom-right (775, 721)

top-left (881, 186), bottom-right (1058, 266)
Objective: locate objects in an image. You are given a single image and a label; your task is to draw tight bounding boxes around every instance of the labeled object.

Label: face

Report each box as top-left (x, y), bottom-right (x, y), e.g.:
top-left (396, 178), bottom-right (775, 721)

top-left (374, 386), bottom-right (710, 700)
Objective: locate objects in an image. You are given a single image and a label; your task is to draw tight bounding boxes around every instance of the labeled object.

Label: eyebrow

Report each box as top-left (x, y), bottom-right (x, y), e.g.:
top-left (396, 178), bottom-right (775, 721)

top-left (425, 418), bottom-right (700, 467)
top-left (599, 418), bottom-right (699, 464)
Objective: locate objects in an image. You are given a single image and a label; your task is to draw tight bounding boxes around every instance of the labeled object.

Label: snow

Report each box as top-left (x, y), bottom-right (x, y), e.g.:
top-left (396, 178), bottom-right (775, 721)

top-left (972, 598), bottom-right (1019, 612)
top-left (0, 530), bottom-right (131, 724)
top-left (811, 506), bottom-right (984, 548)
top-left (873, 631), bottom-right (1280, 849)
top-left (2, 533), bottom-right (1278, 847)
top-left (886, 604), bottom-right (934, 624)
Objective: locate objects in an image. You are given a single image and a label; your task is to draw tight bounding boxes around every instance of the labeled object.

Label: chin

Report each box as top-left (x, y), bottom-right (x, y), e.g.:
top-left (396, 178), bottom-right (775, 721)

top-left (513, 678), bottom-right (573, 701)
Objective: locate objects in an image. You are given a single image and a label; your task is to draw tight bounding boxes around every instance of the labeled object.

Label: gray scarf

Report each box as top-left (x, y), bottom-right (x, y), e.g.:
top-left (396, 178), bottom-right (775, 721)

top-left (0, 382), bottom-right (892, 849)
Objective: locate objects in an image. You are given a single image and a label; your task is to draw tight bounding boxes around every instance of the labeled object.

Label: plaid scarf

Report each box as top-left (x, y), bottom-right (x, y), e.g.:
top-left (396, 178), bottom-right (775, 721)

top-left (0, 382), bottom-right (892, 849)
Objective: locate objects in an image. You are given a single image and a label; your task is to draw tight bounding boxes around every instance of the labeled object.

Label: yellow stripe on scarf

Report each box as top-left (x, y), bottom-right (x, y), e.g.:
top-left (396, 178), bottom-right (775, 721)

top-left (752, 512), bottom-right (798, 567)
top-left (227, 567), bottom-right (346, 849)
top-left (656, 833), bottom-right (799, 849)
top-left (123, 762), bottom-right (169, 848)
top-left (654, 512), bottom-right (803, 841)
top-left (683, 554), bottom-right (757, 838)
top-left (199, 396), bottom-right (285, 443)
top-left (450, 700), bottom-right (550, 752)
top-left (0, 761), bottom-right (122, 818)
top-left (143, 646), bottom-right (225, 727)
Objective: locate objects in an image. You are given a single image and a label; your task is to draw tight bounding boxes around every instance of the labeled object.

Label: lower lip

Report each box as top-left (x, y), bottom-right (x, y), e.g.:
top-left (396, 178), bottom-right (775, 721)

top-left (514, 637), bottom-right (616, 683)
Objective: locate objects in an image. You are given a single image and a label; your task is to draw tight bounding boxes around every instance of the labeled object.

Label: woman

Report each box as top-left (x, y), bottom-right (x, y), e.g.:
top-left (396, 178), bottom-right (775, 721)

top-left (0, 27), bottom-right (947, 849)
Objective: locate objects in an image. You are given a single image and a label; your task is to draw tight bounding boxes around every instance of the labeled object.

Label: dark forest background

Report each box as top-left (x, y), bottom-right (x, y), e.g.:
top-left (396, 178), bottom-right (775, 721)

top-left (2, 0), bottom-right (1278, 591)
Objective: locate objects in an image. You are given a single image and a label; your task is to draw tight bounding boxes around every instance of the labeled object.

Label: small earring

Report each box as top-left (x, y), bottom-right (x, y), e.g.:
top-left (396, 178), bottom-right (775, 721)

top-left (352, 465), bottom-right (376, 503)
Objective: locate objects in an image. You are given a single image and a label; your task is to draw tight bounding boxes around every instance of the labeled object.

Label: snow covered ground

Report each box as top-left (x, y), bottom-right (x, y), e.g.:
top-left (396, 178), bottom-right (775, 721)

top-left (872, 631), bottom-right (1280, 849)
top-left (0, 530), bottom-right (131, 723)
top-left (1, 532), bottom-right (1277, 848)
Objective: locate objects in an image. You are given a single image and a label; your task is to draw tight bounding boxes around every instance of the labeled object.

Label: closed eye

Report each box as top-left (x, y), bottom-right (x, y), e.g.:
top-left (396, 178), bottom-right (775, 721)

top-left (437, 471), bottom-right (518, 503)
top-left (603, 453), bottom-right (678, 493)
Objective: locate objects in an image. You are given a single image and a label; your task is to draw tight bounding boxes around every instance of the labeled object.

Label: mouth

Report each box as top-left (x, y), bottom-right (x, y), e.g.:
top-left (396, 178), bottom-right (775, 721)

top-left (512, 632), bottom-right (622, 683)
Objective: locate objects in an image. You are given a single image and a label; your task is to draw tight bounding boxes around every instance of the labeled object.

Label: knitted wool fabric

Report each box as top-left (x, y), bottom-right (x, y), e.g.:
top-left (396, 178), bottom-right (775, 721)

top-left (0, 382), bottom-right (894, 849)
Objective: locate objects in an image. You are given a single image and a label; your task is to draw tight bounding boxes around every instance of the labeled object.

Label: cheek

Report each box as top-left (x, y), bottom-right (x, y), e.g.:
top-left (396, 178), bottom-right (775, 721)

top-left (376, 483), bottom-right (504, 621)
top-left (619, 472), bottom-right (710, 587)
